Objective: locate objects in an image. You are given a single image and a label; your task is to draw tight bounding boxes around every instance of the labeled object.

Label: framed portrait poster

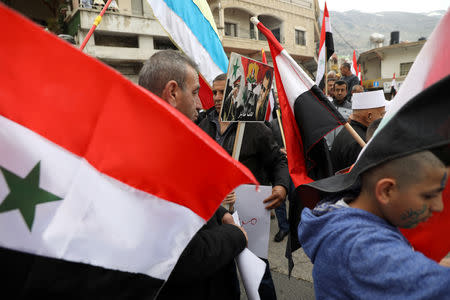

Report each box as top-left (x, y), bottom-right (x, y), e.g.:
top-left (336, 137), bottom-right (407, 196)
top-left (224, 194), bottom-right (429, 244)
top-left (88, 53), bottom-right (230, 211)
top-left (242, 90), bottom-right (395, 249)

top-left (220, 52), bottom-right (274, 122)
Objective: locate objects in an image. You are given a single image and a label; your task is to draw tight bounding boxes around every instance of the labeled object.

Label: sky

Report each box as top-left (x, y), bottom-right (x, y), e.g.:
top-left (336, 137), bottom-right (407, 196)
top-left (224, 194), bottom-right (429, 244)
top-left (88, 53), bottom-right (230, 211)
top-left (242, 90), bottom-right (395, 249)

top-left (318, 0), bottom-right (449, 13)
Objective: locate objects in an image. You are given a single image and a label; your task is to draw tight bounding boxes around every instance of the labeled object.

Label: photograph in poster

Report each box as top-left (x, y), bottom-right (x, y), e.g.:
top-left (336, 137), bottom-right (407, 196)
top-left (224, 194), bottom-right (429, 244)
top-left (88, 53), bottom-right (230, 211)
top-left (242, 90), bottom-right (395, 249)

top-left (220, 52), bottom-right (274, 122)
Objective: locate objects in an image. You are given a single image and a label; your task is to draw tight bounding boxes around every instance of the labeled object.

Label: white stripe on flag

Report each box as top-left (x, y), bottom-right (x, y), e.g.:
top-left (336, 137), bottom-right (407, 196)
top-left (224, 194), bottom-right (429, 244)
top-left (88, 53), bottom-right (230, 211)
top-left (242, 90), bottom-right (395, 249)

top-left (315, 44), bottom-right (326, 86)
top-left (0, 115), bottom-right (204, 281)
top-left (276, 50), bottom-right (313, 111)
top-left (148, 0), bottom-right (223, 84)
top-left (325, 16), bottom-right (331, 33)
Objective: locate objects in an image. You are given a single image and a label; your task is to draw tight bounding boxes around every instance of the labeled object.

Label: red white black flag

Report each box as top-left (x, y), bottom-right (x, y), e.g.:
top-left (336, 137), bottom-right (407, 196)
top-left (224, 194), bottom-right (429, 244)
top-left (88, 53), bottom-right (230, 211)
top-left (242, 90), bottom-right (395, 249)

top-left (251, 17), bottom-right (345, 188)
top-left (315, 2), bottom-right (334, 88)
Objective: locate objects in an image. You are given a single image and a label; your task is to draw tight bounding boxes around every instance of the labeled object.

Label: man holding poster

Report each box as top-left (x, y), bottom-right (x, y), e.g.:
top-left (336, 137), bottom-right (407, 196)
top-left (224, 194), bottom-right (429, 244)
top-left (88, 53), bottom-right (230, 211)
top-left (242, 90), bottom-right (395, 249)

top-left (199, 70), bottom-right (289, 299)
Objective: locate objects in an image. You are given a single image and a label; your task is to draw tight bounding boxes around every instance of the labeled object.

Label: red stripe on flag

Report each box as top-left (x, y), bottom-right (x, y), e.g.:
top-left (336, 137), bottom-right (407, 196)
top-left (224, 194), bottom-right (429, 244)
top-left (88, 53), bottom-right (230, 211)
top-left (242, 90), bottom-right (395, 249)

top-left (0, 4), bottom-right (257, 221)
top-left (424, 11), bottom-right (450, 89)
top-left (352, 50), bottom-right (358, 76)
top-left (401, 178), bottom-right (450, 262)
top-left (198, 75), bottom-right (214, 109)
top-left (318, 11), bottom-right (326, 51)
top-left (397, 12), bottom-right (450, 261)
top-left (274, 72), bottom-right (313, 187)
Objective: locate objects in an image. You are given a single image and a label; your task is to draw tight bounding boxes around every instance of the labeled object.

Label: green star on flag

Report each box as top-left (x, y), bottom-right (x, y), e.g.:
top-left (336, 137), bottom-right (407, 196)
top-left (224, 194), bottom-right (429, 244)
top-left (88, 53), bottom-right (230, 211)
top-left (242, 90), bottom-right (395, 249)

top-left (0, 162), bottom-right (61, 231)
top-left (232, 60), bottom-right (240, 78)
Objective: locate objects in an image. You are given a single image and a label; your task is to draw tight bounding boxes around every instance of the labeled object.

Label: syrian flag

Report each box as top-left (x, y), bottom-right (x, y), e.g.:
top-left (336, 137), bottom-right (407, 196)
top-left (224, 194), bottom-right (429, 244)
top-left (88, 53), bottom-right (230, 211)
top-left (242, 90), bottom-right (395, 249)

top-left (261, 48), bottom-right (275, 121)
top-left (390, 73), bottom-right (398, 97)
top-left (252, 17), bottom-right (346, 186)
top-left (301, 9), bottom-right (450, 263)
top-left (315, 2), bottom-right (334, 88)
top-left (252, 17), bottom-right (347, 269)
top-left (351, 50), bottom-right (358, 77)
top-left (0, 4), bottom-right (257, 297)
top-left (147, 0), bottom-right (229, 110)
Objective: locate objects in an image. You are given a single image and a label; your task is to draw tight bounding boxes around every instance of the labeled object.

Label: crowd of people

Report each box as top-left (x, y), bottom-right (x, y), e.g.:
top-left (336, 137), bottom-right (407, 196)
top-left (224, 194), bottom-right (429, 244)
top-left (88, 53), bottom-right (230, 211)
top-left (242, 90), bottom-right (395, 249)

top-left (137, 49), bottom-right (449, 299)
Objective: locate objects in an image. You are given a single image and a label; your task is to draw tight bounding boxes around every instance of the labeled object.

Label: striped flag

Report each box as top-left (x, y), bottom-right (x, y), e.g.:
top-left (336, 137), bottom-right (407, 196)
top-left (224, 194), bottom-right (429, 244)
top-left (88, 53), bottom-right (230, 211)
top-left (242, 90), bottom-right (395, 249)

top-left (315, 2), bottom-right (334, 88)
top-left (253, 16), bottom-right (346, 274)
top-left (358, 64), bottom-right (362, 83)
top-left (351, 50), bottom-right (358, 77)
top-left (147, 0), bottom-right (228, 109)
top-left (252, 17), bottom-right (345, 188)
top-left (384, 10), bottom-right (450, 262)
top-left (0, 4), bottom-right (257, 297)
top-left (390, 73), bottom-right (398, 97)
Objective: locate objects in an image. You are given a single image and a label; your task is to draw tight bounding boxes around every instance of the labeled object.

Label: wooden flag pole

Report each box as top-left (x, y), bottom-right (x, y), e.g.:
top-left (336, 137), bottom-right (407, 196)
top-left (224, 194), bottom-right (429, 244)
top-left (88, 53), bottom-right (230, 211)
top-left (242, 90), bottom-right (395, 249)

top-left (79, 0), bottom-right (113, 51)
top-left (324, 46), bottom-right (328, 96)
top-left (275, 109), bottom-right (286, 149)
top-left (344, 122), bottom-right (366, 147)
top-left (228, 121), bottom-right (246, 211)
top-left (232, 122), bottom-right (246, 160)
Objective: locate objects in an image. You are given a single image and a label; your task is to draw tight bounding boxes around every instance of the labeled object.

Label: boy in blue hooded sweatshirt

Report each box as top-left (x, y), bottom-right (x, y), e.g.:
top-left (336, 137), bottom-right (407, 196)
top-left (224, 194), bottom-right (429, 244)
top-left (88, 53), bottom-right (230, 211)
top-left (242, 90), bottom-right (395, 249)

top-left (299, 150), bottom-right (450, 299)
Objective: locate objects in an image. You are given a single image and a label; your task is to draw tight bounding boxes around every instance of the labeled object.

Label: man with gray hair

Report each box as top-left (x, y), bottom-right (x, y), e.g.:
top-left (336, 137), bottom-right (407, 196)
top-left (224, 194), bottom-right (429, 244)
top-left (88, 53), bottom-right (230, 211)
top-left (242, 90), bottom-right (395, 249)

top-left (351, 84), bottom-right (364, 95)
top-left (139, 50), bottom-right (248, 300)
top-left (139, 50), bottom-right (199, 122)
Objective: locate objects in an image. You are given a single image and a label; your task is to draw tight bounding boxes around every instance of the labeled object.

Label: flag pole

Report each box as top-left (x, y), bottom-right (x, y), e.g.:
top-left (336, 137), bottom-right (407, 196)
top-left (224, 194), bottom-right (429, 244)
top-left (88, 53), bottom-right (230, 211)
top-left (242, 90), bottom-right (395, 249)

top-left (324, 46), bottom-right (328, 96)
top-left (275, 108), bottom-right (286, 149)
top-left (344, 123), bottom-right (366, 147)
top-left (79, 0), bottom-right (113, 51)
top-left (229, 121), bottom-right (246, 212)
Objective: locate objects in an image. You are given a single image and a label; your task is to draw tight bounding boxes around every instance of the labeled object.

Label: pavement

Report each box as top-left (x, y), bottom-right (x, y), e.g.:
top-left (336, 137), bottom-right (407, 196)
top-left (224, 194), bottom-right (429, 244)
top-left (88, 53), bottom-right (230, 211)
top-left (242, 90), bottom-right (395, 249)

top-left (240, 217), bottom-right (315, 299)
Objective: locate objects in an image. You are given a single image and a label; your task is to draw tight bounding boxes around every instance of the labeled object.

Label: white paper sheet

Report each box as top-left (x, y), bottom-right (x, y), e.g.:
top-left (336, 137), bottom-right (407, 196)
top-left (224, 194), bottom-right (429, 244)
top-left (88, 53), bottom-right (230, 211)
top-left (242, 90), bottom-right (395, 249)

top-left (232, 212), bottom-right (266, 300)
top-left (235, 184), bottom-right (272, 259)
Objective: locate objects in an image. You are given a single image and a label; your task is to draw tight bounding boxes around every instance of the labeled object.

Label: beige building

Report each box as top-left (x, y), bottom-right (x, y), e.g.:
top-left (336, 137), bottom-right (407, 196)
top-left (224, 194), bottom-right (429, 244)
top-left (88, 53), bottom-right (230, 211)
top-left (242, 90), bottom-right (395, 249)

top-left (358, 40), bottom-right (426, 93)
top-left (6, 0), bottom-right (320, 82)
top-left (67, 0), bottom-right (176, 83)
top-left (208, 0), bottom-right (320, 76)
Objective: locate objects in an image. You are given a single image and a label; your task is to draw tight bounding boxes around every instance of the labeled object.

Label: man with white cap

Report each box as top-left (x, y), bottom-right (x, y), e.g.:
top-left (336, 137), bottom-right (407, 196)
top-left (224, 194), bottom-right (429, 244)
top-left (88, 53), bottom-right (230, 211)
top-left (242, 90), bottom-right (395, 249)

top-left (331, 90), bottom-right (386, 173)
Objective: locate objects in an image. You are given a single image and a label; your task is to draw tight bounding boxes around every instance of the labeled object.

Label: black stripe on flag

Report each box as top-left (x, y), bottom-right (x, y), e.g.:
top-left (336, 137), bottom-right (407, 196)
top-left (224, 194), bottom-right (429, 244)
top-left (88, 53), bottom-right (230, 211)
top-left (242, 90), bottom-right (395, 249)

top-left (293, 85), bottom-right (345, 156)
top-left (325, 32), bottom-right (334, 60)
top-left (0, 247), bottom-right (164, 299)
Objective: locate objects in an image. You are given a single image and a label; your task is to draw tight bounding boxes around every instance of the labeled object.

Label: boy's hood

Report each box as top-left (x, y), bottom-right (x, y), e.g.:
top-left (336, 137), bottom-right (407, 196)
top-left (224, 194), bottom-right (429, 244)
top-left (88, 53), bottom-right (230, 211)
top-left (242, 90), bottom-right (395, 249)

top-left (298, 199), bottom-right (348, 263)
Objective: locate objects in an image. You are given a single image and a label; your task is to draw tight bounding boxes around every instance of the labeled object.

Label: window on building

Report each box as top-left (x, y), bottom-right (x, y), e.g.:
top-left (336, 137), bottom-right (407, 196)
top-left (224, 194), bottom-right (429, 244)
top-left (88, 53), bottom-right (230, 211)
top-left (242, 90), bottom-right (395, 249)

top-left (400, 62), bottom-right (413, 76)
top-left (295, 29), bottom-right (306, 45)
top-left (280, 0), bottom-right (312, 8)
top-left (131, 0), bottom-right (143, 16)
top-left (94, 32), bottom-right (139, 48)
top-left (153, 37), bottom-right (177, 50)
top-left (259, 28), bottom-right (280, 42)
top-left (250, 22), bottom-right (256, 39)
top-left (272, 28), bottom-right (281, 42)
top-left (225, 22), bottom-right (237, 37)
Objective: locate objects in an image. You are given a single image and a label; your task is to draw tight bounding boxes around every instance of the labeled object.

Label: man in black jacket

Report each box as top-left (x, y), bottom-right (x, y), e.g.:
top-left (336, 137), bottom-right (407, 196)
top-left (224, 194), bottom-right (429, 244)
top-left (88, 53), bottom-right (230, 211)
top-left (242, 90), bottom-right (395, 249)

top-left (139, 50), bottom-right (248, 300)
top-left (200, 74), bottom-right (289, 209)
top-left (199, 73), bottom-right (290, 300)
top-left (331, 90), bottom-right (386, 173)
